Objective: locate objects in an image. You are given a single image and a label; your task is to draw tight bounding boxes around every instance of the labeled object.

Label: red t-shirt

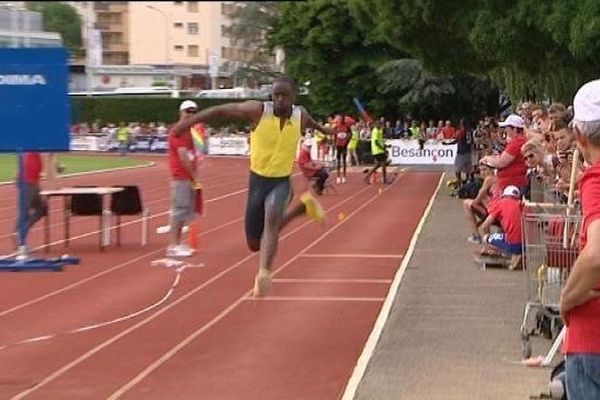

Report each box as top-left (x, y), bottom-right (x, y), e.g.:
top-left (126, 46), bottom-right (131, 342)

top-left (23, 152), bottom-right (42, 184)
top-left (442, 126), bottom-right (455, 140)
top-left (334, 121), bottom-right (352, 147)
top-left (489, 197), bottom-right (522, 244)
top-left (563, 161), bottom-right (600, 354)
top-left (496, 135), bottom-right (528, 190)
top-left (168, 128), bottom-right (196, 180)
top-left (298, 147), bottom-right (319, 177)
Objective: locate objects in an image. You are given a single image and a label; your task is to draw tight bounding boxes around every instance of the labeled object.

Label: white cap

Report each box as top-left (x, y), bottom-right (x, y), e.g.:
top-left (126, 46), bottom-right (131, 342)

top-left (502, 185), bottom-right (521, 198)
top-left (498, 114), bottom-right (525, 128)
top-left (179, 100), bottom-right (198, 111)
top-left (573, 79), bottom-right (600, 122)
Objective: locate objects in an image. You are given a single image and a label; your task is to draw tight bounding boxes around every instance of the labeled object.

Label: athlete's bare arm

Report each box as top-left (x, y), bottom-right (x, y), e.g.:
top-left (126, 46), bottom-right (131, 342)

top-left (172, 100), bottom-right (263, 135)
top-left (300, 106), bottom-right (336, 136)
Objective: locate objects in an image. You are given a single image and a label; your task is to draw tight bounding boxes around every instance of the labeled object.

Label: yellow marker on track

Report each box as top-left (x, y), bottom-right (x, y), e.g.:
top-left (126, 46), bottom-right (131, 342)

top-left (337, 212), bottom-right (346, 221)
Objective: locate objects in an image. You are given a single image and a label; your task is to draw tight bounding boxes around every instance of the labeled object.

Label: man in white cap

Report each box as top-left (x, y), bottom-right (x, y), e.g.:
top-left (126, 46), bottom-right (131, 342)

top-left (165, 100), bottom-right (202, 257)
top-left (480, 114), bottom-right (528, 192)
top-left (476, 185), bottom-right (523, 269)
top-left (560, 79), bottom-right (600, 399)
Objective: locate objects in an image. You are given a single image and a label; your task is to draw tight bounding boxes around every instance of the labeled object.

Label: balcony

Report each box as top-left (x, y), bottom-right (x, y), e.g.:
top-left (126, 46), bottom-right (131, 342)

top-left (94, 3), bottom-right (110, 11)
top-left (94, 22), bottom-right (110, 30)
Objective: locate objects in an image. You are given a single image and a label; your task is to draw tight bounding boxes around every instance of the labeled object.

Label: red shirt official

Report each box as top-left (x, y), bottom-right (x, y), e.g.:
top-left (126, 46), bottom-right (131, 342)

top-left (168, 128), bottom-right (196, 180)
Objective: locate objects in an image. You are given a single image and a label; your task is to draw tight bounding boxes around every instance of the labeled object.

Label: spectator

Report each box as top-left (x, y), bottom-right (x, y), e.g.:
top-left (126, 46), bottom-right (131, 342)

top-left (117, 122), bottom-right (129, 156)
top-left (477, 185), bottom-right (524, 270)
top-left (463, 160), bottom-right (499, 244)
top-left (298, 141), bottom-right (329, 195)
top-left (480, 114), bottom-right (528, 192)
top-left (348, 123), bottom-right (360, 166)
top-left (453, 119), bottom-right (472, 184)
top-left (521, 139), bottom-right (554, 201)
top-left (560, 78), bottom-right (600, 400)
top-left (441, 120), bottom-right (456, 140)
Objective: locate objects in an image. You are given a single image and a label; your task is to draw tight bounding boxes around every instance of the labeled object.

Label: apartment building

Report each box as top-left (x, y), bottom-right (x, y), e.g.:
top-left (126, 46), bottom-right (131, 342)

top-left (0, 3), bottom-right (62, 48)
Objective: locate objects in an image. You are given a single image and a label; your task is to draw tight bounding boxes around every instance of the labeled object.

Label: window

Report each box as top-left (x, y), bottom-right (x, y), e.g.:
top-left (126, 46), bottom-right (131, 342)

top-left (187, 45), bottom-right (199, 57)
top-left (187, 1), bottom-right (198, 12)
top-left (187, 22), bottom-right (198, 35)
top-left (221, 24), bottom-right (230, 38)
top-left (174, 45), bottom-right (184, 51)
top-left (174, 22), bottom-right (183, 28)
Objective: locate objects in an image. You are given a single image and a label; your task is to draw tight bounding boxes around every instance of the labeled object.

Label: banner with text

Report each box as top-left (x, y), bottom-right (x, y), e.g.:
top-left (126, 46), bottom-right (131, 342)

top-left (388, 139), bottom-right (457, 165)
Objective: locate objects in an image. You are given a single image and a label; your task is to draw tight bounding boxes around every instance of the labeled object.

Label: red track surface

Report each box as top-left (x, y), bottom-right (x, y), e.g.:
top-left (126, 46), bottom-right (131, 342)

top-left (0, 156), bottom-right (440, 400)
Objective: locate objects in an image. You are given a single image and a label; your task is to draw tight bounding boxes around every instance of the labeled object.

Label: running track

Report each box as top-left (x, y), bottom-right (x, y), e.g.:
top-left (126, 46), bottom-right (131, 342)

top-left (0, 155), bottom-right (441, 399)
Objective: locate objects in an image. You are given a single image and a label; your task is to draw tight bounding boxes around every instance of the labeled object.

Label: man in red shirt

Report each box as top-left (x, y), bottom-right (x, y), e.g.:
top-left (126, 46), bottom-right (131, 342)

top-left (477, 185), bottom-right (523, 270)
top-left (480, 114), bottom-right (528, 192)
top-left (14, 152), bottom-right (57, 250)
top-left (559, 79), bottom-right (600, 400)
top-left (166, 100), bottom-right (202, 258)
top-left (333, 114), bottom-right (353, 183)
top-left (298, 140), bottom-right (329, 195)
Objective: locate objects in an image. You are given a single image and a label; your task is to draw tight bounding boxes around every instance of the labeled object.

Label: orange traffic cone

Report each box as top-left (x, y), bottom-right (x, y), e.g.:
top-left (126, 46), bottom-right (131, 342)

top-left (187, 221), bottom-right (199, 250)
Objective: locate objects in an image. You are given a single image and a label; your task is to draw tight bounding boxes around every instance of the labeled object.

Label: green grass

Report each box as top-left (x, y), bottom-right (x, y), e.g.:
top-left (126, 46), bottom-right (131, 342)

top-left (0, 154), bottom-right (150, 182)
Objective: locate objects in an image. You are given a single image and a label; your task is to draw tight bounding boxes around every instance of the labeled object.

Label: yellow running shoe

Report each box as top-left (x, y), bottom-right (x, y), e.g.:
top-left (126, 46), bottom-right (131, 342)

top-left (300, 191), bottom-right (326, 226)
top-left (252, 267), bottom-right (272, 297)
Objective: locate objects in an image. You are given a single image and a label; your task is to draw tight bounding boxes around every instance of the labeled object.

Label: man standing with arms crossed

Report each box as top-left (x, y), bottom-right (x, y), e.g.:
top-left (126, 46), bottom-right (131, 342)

top-left (560, 79), bottom-right (600, 399)
top-left (173, 75), bottom-right (335, 296)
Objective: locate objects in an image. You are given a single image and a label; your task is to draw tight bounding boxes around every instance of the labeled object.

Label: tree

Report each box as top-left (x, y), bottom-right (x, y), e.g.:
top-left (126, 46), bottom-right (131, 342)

top-left (347, 0), bottom-right (600, 103)
top-left (224, 2), bottom-right (281, 84)
top-left (269, 0), bottom-right (405, 118)
top-left (26, 2), bottom-right (83, 57)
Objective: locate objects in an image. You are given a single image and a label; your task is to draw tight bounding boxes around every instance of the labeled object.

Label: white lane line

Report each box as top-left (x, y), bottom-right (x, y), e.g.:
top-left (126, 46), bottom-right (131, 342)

top-left (299, 254), bottom-right (404, 259)
top-left (272, 278), bottom-right (392, 284)
top-left (247, 296), bottom-right (385, 302)
top-left (11, 179), bottom-right (380, 400)
top-left (0, 217), bottom-right (243, 317)
top-left (105, 172), bottom-right (407, 400)
top-left (340, 172), bottom-right (444, 400)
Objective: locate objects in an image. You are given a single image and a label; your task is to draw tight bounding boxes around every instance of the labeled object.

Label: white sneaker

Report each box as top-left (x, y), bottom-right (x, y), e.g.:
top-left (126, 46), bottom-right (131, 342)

top-left (341, 177), bottom-right (346, 183)
top-left (178, 243), bottom-right (197, 254)
top-left (166, 244), bottom-right (193, 258)
top-left (156, 225), bottom-right (189, 235)
top-left (336, 177), bottom-right (341, 184)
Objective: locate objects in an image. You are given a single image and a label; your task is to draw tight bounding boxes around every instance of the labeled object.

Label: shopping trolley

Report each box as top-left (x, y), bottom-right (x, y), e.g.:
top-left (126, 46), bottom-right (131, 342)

top-left (519, 202), bottom-right (581, 360)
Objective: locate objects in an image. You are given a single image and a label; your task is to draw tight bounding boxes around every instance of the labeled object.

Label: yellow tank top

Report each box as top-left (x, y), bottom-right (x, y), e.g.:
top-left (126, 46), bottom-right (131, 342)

top-left (250, 102), bottom-right (302, 178)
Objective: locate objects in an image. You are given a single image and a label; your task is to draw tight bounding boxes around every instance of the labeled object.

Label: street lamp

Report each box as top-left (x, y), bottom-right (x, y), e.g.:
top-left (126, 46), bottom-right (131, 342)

top-left (146, 5), bottom-right (169, 65)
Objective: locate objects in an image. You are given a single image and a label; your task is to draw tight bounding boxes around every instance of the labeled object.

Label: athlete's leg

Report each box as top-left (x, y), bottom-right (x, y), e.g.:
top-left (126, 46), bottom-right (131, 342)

top-left (245, 174), bottom-right (267, 252)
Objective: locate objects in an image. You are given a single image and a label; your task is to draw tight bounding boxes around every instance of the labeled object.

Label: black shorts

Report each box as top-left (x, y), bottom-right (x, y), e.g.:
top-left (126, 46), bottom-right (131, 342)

top-left (245, 172), bottom-right (292, 242)
top-left (373, 153), bottom-right (387, 164)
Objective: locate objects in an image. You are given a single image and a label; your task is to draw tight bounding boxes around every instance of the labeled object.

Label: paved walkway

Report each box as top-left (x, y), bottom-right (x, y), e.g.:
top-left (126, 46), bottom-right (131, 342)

top-left (354, 171), bottom-right (554, 400)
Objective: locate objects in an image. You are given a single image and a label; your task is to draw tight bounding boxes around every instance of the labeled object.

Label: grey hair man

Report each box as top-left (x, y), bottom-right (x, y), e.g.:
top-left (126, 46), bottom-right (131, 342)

top-left (559, 79), bottom-right (600, 400)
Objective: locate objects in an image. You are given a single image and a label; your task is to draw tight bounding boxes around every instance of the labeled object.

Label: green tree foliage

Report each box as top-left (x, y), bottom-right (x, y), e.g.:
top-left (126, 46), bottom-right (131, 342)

top-left (26, 2), bottom-right (83, 56)
top-left (225, 2), bottom-right (281, 83)
top-left (377, 59), bottom-right (498, 122)
top-left (269, 0), bottom-right (405, 118)
top-left (347, 0), bottom-right (600, 103)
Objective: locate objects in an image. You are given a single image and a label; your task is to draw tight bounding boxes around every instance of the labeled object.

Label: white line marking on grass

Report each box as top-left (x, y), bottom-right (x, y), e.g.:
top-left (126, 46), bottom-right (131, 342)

top-left (340, 172), bottom-right (444, 400)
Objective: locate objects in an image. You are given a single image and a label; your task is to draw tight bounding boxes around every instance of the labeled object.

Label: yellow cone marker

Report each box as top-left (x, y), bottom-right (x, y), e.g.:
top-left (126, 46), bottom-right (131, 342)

top-left (337, 212), bottom-right (346, 221)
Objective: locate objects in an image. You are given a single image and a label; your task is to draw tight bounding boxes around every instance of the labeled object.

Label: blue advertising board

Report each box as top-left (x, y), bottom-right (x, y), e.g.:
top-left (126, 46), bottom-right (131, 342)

top-left (0, 48), bottom-right (70, 152)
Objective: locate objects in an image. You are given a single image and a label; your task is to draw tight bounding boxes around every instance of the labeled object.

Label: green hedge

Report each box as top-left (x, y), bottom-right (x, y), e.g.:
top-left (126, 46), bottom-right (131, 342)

top-left (71, 96), bottom-right (314, 128)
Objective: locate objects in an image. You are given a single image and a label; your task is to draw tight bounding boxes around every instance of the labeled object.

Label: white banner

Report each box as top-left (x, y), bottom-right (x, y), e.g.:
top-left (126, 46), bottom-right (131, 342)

top-left (387, 139), bottom-right (457, 165)
top-left (208, 136), bottom-right (249, 156)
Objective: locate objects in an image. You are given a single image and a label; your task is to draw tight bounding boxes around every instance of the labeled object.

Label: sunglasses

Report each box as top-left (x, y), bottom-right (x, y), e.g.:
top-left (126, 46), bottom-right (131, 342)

top-left (184, 109), bottom-right (198, 114)
top-left (523, 153), bottom-right (536, 160)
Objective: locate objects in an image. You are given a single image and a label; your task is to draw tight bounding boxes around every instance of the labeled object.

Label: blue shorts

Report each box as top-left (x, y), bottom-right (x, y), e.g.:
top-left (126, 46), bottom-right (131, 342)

top-left (486, 233), bottom-right (522, 255)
